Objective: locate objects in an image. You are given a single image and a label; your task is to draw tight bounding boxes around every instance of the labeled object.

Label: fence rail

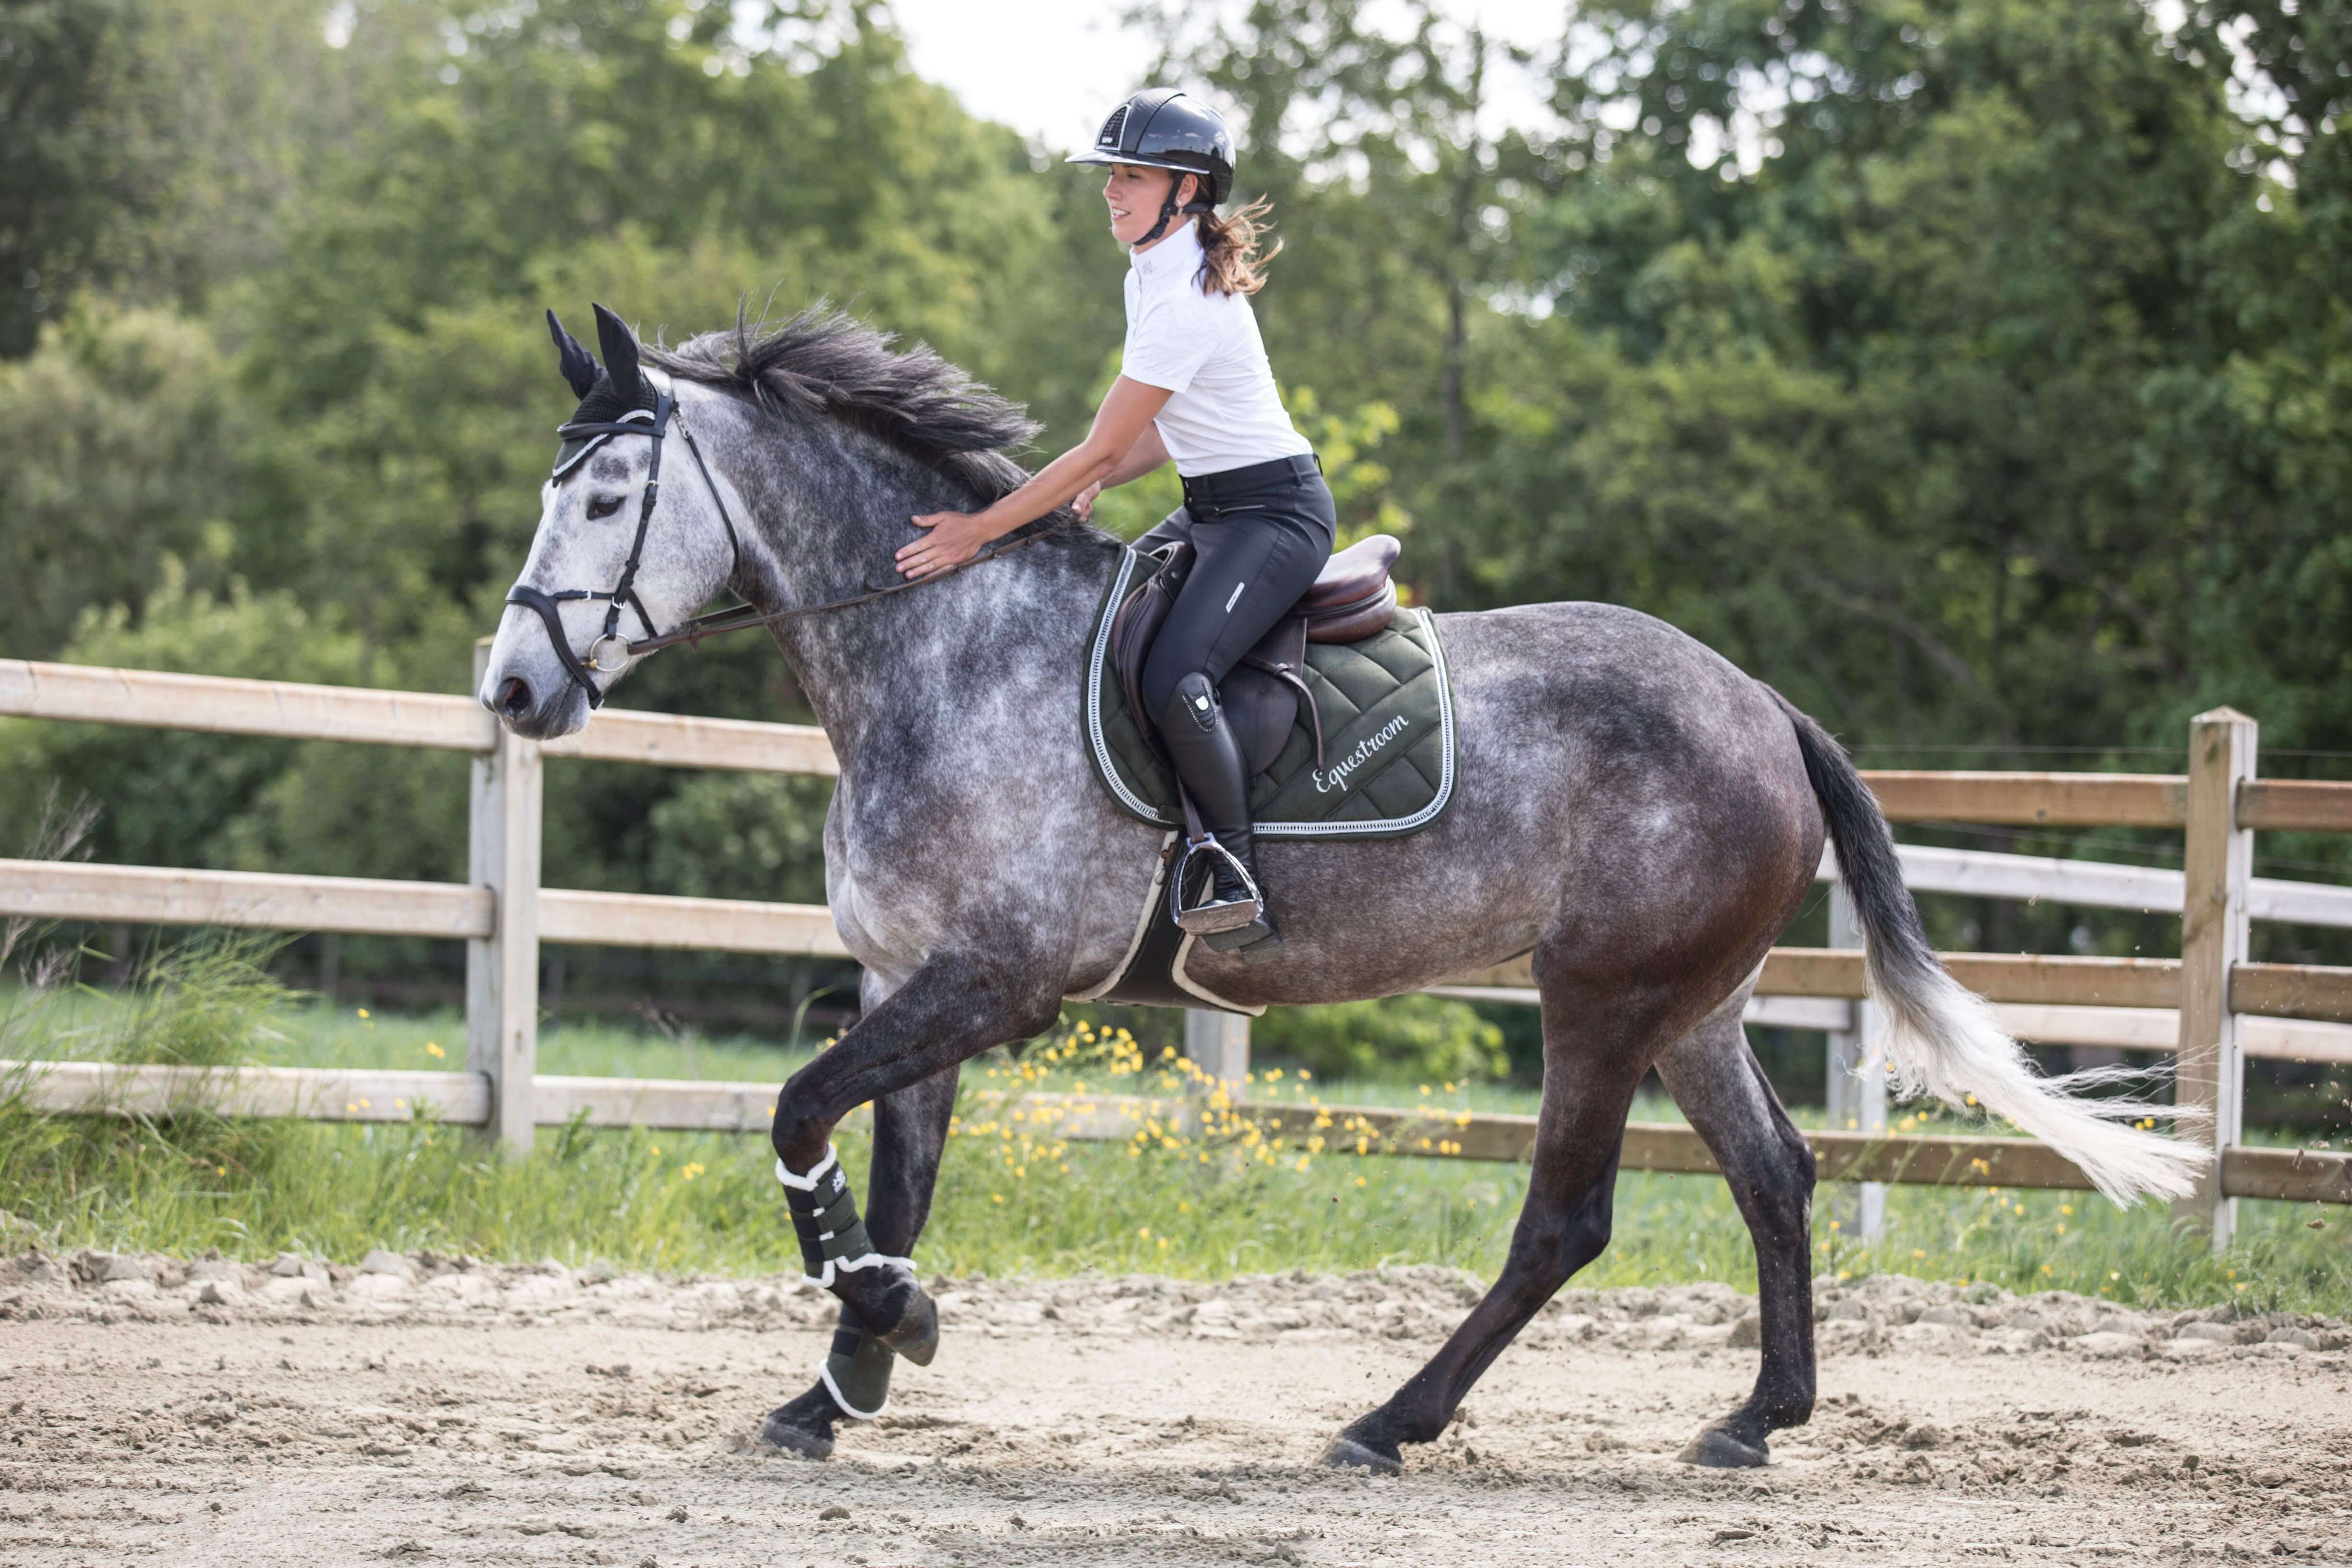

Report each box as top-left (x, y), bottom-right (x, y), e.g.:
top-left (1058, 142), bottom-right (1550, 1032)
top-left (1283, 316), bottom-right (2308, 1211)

top-left (6, 658), bottom-right (2351, 1235)
top-left (15, 1063), bottom-right (2350, 1208)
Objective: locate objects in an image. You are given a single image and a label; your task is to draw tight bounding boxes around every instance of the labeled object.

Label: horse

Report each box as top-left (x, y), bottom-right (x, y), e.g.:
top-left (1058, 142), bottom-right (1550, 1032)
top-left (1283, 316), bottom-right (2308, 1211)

top-left (478, 302), bottom-right (2203, 1472)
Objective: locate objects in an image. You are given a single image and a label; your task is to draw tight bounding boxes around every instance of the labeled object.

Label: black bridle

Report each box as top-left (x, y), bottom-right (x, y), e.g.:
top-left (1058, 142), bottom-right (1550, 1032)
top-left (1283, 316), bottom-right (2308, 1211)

top-left (506, 389), bottom-right (745, 709)
top-left (507, 387), bottom-right (1058, 706)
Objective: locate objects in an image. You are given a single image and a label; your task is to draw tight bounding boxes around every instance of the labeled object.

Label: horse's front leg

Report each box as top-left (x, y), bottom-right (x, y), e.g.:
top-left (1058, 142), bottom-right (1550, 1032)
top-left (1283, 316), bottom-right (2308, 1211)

top-left (757, 1059), bottom-right (960, 1459)
top-left (765, 950), bottom-right (1062, 1383)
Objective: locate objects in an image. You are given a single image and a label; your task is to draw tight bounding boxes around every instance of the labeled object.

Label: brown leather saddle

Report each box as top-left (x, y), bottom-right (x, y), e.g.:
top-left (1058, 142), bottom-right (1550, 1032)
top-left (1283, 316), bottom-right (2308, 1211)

top-left (1107, 533), bottom-right (1402, 781)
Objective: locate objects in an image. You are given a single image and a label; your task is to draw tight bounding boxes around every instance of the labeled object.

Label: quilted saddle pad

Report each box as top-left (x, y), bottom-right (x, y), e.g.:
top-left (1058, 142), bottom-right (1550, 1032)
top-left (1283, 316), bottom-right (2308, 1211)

top-left (1081, 547), bottom-right (1459, 839)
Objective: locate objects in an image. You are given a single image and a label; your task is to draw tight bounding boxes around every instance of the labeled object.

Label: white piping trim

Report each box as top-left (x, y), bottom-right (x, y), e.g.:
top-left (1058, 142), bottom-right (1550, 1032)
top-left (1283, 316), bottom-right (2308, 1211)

top-left (1083, 558), bottom-right (1456, 839)
top-left (1066, 830), bottom-right (1179, 1001)
top-left (834, 1252), bottom-right (915, 1274)
top-left (1084, 549), bottom-right (1168, 824)
top-left (798, 1250), bottom-right (917, 1291)
top-left (773, 1145), bottom-right (841, 1192)
top-left (819, 1361), bottom-right (888, 1421)
top-left (550, 405), bottom-right (663, 479)
top-left (1170, 932), bottom-right (1267, 1017)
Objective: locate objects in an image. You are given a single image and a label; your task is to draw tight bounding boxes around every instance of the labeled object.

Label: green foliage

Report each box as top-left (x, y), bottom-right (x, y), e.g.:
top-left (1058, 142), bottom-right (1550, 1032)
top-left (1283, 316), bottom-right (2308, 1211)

top-left (0, 301), bottom-right (242, 658)
top-left (2, 987), bottom-right (2343, 1309)
top-left (0, 0), bottom-right (149, 356)
top-left (1250, 995), bottom-right (1509, 1084)
top-left (11, 0), bottom-right (2352, 1064)
top-left (644, 772), bottom-right (835, 906)
top-left (0, 569), bottom-right (369, 871)
top-left (0, 936), bottom-right (298, 1240)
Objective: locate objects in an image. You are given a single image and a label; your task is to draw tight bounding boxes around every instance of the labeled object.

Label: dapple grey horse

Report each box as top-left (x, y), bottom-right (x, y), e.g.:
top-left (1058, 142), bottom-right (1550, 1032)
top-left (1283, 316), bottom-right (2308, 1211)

top-left (479, 304), bottom-right (2201, 1473)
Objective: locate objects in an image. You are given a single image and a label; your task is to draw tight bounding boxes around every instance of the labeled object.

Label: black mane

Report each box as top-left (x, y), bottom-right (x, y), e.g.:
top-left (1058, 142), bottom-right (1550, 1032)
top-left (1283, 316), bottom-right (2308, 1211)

top-left (646, 306), bottom-right (1061, 513)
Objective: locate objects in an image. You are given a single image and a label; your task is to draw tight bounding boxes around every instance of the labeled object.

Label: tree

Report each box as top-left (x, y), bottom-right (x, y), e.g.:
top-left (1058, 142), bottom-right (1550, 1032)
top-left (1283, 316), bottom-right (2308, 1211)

top-left (0, 0), bottom-right (150, 356)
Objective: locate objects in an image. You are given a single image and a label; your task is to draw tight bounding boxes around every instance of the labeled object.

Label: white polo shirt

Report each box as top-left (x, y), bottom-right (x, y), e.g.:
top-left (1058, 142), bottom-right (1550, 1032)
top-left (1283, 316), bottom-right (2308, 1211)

top-left (1121, 219), bottom-right (1314, 478)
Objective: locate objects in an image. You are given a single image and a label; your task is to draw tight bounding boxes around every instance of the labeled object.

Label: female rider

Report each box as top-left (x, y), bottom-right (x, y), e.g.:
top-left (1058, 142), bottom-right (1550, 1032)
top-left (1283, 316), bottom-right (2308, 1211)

top-left (899, 87), bottom-right (1335, 957)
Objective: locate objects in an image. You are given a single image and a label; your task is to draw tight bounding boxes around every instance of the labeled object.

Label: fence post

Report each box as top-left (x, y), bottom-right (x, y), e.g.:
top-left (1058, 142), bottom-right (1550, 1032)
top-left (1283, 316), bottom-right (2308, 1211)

top-left (2175, 707), bottom-right (2255, 1247)
top-left (468, 639), bottom-right (543, 1155)
top-left (1825, 884), bottom-right (1886, 1243)
top-left (1184, 1009), bottom-right (1249, 1091)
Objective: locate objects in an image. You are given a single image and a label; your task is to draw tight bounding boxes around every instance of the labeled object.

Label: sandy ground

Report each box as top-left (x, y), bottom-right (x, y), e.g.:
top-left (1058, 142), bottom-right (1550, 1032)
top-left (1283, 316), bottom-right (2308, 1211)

top-left (2, 1251), bottom-right (2349, 1566)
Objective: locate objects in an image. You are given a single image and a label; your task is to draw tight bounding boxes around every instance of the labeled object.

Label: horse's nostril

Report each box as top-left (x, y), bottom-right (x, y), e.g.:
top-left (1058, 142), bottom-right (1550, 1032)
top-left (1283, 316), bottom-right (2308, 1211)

top-left (496, 676), bottom-right (533, 719)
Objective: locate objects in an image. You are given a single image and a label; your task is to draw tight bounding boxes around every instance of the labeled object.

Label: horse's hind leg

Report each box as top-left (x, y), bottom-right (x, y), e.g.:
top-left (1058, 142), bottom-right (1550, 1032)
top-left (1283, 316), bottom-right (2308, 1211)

top-left (1323, 964), bottom-right (1661, 1474)
top-left (757, 1063), bottom-right (960, 1459)
top-left (1653, 1000), bottom-right (1819, 1467)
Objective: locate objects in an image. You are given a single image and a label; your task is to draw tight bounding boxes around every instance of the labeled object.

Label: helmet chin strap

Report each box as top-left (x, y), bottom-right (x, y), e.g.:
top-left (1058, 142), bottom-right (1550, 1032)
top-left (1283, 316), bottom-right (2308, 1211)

top-left (1136, 173), bottom-right (1200, 246)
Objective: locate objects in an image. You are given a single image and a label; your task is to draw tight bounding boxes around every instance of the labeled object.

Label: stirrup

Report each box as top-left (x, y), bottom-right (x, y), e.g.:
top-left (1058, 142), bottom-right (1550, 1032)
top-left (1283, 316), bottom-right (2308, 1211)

top-left (1171, 835), bottom-right (1262, 936)
top-left (1202, 912), bottom-right (1280, 957)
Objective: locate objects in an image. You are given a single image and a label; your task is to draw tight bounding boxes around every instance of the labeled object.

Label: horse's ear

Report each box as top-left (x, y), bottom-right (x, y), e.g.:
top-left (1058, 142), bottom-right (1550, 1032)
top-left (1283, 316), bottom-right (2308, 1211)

top-left (592, 303), bottom-right (643, 403)
top-left (546, 309), bottom-right (600, 399)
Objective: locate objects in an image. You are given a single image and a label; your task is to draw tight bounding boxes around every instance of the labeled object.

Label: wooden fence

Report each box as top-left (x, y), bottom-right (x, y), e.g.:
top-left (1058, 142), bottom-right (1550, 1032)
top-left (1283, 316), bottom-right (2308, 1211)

top-left (4, 657), bottom-right (2350, 1242)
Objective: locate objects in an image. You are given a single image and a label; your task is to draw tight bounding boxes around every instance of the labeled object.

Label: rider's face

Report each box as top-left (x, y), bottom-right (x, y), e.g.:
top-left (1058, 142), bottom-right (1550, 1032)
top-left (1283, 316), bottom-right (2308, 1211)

top-left (1103, 164), bottom-right (1190, 247)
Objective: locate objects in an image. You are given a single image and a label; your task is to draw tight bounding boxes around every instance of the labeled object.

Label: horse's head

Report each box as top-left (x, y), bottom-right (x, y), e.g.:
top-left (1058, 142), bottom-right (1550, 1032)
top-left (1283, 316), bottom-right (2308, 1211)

top-left (478, 304), bottom-right (744, 739)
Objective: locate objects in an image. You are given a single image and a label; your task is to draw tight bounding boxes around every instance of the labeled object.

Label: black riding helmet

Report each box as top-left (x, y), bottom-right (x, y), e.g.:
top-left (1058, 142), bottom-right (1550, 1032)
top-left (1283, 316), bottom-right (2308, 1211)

top-left (1067, 87), bottom-right (1236, 243)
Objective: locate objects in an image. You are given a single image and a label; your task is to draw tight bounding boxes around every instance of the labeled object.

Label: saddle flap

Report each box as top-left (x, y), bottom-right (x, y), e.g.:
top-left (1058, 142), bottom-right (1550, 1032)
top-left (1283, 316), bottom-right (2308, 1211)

top-left (1109, 542), bottom-right (1192, 735)
top-left (1227, 614), bottom-right (1310, 773)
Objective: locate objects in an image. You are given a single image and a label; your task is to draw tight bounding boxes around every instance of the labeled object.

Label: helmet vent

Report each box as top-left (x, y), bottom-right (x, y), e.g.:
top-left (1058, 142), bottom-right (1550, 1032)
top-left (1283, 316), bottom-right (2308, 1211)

top-left (1097, 105), bottom-right (1128, 147)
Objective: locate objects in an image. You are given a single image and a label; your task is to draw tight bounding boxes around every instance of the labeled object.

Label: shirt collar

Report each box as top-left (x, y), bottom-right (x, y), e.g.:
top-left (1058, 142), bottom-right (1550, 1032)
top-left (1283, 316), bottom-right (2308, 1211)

top-left (1129, 218), bottom-right (1202, 286)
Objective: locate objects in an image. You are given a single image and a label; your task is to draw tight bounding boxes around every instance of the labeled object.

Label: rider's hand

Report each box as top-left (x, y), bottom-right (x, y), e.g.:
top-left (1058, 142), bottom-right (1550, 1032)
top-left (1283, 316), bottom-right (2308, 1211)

top-left (1072, 482), bottom-right (1103, 522)
top-left (898, 510), bottom-right (994, 579)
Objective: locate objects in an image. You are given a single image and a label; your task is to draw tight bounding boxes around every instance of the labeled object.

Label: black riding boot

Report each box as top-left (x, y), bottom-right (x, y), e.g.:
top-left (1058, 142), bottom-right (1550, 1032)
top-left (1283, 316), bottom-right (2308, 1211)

top-left (1159, 673), bottom-right (1280, 956)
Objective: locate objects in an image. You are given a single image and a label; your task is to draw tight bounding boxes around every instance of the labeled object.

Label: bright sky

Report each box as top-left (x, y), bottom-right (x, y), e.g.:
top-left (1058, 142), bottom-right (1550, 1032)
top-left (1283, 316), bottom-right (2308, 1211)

top-left (884, 0), bottom-right (1574, 153)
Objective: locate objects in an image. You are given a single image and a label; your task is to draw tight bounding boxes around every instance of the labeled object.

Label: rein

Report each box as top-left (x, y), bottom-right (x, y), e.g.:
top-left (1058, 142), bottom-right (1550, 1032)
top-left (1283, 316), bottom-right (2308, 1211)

top-left (625, 527), bottom-right (1056, 656)
top-left (510, 390), bottom-right (1055, 705)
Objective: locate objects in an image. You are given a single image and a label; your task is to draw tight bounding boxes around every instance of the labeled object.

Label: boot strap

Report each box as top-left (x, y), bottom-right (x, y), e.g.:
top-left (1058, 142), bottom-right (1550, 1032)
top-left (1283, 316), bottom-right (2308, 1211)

top-left (776, 1146), bottom-right (914, 1289)
top-left (819, 1302), bottom-right (895, 1419)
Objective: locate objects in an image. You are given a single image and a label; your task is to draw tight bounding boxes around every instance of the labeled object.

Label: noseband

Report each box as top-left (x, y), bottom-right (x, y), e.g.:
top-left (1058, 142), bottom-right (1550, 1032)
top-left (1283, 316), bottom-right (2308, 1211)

top-left (505, 389), bottom-right (745, 709)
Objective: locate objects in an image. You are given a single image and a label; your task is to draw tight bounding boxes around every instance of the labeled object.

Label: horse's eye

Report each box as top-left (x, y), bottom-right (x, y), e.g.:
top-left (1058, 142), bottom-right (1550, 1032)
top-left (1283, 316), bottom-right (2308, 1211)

top-left (586, 494), bottom-right (625, 521)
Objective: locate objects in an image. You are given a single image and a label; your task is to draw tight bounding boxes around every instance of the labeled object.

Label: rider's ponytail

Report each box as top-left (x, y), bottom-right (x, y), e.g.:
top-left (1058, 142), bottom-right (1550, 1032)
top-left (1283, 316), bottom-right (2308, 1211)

top-left (1195, 194), bottom-right (1281, 296)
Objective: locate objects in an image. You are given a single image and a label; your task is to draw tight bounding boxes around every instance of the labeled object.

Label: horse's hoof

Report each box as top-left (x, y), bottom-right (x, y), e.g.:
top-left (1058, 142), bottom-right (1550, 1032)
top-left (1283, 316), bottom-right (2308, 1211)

top-left (1323, 1436), bottom-right (1403, 1475)
top-left (1676, 1426), bottom-right (1768, 1468)
top-left (877, 1285), bottom-right (939, 1367)
top-left (756, 1402), bottom-right (835, 1461)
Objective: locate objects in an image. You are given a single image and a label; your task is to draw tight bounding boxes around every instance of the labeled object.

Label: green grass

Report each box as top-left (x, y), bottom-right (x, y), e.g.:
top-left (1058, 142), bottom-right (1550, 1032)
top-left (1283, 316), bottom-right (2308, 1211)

top-left (1, 944), bottom-right (2345, 1314)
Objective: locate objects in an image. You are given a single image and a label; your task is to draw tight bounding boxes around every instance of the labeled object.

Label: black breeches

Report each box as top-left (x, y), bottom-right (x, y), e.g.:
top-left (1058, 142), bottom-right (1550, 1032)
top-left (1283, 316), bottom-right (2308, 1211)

top-left (1137, 484), bottom-right (1335, 719)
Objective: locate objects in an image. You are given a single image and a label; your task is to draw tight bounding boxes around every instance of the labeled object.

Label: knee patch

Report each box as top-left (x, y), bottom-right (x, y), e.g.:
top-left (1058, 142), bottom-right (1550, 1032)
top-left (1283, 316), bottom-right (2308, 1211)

top-left (1166, 670), bottom-right (1221, 732)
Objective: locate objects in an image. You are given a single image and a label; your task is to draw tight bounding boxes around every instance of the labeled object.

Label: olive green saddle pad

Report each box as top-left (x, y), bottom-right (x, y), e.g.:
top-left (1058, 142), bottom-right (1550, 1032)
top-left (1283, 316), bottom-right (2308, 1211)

top-left (1081, 546), bottom-right (1459, 839)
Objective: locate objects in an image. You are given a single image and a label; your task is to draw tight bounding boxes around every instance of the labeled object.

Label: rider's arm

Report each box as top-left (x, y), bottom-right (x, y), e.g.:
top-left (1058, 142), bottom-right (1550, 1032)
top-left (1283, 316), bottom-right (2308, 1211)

top-left (1096, 422), bottom-right (1171, 491)
top-left (1072, 423), bottom-right (1171, 520)
top-left (899, 377), bottom-right (1171, 578)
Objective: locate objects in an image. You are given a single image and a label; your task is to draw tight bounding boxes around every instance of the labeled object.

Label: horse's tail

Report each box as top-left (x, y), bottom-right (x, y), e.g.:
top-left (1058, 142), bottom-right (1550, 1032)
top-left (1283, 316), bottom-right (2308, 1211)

top-left (1770, 690), bottom-right (2207, 1206)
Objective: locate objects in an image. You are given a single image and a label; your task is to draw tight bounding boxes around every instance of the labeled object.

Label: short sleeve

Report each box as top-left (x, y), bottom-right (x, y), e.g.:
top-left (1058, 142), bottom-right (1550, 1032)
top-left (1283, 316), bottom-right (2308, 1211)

top-left (1121, 290), bottom-right (1219, 394)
